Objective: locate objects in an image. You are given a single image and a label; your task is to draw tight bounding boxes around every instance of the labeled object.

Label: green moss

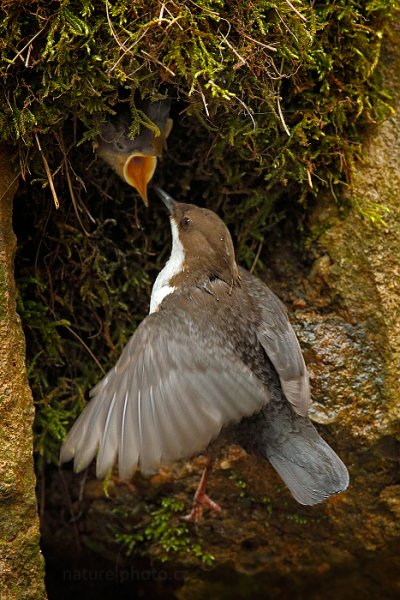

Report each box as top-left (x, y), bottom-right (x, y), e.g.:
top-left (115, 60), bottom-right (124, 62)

top-left (1, 1), bottom-right (399, 226)
top-left (14, 180), bottom-right (159, 465)
top-left (111, 496), bottom-right (215, 566)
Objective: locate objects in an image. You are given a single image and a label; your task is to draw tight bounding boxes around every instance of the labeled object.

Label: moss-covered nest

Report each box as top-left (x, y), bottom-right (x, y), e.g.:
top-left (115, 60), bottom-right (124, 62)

top-left (2, 0), bottom-right (399, 210)
top-left (2, 0), bottom-right (399, 475)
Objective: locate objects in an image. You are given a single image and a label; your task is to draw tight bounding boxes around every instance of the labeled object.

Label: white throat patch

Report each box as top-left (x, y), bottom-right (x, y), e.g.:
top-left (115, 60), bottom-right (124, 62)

top-left (149, 219), bottom-right (185, 313)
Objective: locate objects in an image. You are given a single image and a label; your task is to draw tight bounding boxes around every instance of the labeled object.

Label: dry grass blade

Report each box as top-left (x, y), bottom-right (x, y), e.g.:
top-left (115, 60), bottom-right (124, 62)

top-left (277, 96), bottom-right (290, 136)
top-left (34, 132), bottom-right (60, 209)
top-left (284, 0), bottom-right (307, 23)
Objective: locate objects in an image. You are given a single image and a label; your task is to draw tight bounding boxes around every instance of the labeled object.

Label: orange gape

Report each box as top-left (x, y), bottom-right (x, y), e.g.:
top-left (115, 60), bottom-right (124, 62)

top-left (123, 154), bottom-right (157, 206)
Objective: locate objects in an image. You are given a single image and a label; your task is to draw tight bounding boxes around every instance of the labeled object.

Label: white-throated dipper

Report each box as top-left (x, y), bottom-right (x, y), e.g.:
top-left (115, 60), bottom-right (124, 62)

top-left (94, 99), bottom-right (172, 205)
top-left (61, 189), bottom-right (349, 521)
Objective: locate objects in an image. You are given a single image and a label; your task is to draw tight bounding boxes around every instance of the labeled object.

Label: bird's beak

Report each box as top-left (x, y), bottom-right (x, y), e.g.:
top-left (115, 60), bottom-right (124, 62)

top-left (154, 187), bottom-right (176, 214)
top-left (123, 154), bottom-right (158, 207)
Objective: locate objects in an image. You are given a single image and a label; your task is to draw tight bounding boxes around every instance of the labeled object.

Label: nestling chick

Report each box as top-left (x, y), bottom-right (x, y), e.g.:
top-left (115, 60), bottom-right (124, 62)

top-left (94, 99), bottom-right (172, 205)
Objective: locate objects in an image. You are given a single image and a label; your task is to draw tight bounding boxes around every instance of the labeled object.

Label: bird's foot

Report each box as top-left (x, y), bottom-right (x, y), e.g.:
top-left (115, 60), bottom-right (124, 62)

top-left (181, 491), bottom-right (221, 524)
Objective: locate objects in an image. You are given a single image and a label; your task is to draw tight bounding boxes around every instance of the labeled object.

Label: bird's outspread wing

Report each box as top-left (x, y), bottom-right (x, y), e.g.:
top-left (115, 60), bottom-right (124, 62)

top-left (60, 307), bottom-right (270, 479)
top-left (241, 269), bottom-right (311, 416)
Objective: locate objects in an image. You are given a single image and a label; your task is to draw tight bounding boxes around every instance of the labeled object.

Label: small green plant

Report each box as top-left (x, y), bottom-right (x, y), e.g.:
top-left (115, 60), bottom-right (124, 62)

top-left (287, 513), bottom-right (309, 525)
top-left (228, 471), bottom-right (248, 498)
top-left (261, 496), bottom-right (273, 517)
top-left (228, 471), bottom-right (274, 516)
top-left (112, 496), bottom-right (215, 566)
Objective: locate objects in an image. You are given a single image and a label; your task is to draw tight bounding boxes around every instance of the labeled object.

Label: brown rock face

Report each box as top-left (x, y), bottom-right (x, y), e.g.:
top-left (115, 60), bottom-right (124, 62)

top-left (0, 146), bottom-right (47, 600)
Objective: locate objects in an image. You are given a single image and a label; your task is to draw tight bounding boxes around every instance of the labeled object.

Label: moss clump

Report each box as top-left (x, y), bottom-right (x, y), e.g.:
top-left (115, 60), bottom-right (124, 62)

top-left (1, 1), bottom-right (399, 219)
top-left (14, 176), bottom-right (160, 465)
top-left (111, 496), bottom-right (215, 566)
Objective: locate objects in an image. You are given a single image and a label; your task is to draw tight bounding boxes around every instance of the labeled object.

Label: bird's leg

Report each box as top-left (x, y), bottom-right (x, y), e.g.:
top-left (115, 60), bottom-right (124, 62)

top-left (181, 455), bottom-right (221, 523)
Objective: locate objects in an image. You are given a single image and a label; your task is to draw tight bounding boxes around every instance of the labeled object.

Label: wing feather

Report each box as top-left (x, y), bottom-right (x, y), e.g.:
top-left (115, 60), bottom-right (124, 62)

top-left (96, 392), bottom-right (118, 477)
top-left (118, 391), bottom-right (139, 480)
top-left (61, 307), bottom-right (270, 479)
top-left (241, 268), bottom-right (311, 416)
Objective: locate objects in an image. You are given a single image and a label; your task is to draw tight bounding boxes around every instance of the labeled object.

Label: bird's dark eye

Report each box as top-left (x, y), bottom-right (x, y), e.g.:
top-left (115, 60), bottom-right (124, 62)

top-left (180, 216), bottom-right (192, 229)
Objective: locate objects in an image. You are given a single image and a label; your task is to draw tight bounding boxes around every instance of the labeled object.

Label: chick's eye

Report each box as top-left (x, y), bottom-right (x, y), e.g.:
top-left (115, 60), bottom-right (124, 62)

top-left (181, 216), bottom-right (192, 229)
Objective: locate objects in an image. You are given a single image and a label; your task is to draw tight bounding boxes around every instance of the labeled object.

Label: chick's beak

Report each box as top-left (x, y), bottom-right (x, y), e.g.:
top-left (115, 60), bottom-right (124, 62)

top-left (123, 154), bottom-right (157, 207)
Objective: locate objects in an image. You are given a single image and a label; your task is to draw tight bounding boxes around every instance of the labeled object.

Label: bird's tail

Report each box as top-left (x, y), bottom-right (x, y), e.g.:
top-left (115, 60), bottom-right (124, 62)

top-left (237, 401), bottom-right (349, 505)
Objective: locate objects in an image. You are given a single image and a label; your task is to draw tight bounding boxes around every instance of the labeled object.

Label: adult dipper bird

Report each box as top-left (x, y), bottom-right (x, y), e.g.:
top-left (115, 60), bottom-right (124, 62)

top-left (94, 99), bottom-right (172, 205)
top-left (61, 189), bottom-right (349, 521)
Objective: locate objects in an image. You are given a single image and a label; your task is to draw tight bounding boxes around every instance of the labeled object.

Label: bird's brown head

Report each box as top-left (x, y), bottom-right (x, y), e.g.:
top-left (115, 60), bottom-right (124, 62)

top-left (155, 188), bottom-right (240, 288)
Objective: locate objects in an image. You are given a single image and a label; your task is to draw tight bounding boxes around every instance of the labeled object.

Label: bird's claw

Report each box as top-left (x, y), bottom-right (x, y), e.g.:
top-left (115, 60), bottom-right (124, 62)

top-left (181, 492), bottom-right (221, 524)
